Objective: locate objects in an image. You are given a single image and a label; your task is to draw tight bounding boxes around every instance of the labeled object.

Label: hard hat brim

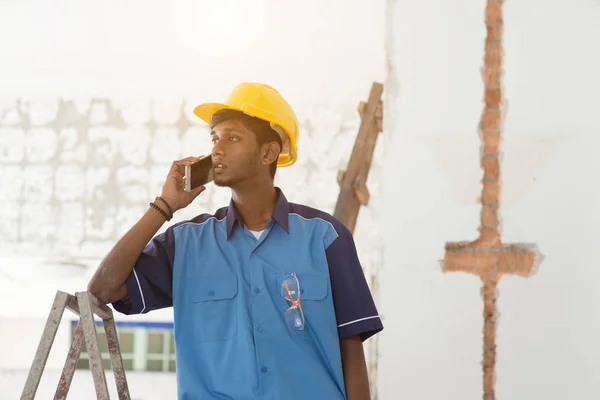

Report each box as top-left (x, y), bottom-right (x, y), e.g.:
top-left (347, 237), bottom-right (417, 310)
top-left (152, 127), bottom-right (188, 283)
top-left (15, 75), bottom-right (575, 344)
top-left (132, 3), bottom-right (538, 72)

top-left (193, 102), bottom-right (233, 126)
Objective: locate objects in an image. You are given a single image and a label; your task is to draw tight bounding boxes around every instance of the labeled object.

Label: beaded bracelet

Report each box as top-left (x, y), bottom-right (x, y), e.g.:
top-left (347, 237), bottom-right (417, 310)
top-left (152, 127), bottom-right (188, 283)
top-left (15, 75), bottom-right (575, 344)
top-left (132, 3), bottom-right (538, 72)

top-left (156, 196), bottom-right (174, 219)
top-left (149, 202), bottom-right (171, 221)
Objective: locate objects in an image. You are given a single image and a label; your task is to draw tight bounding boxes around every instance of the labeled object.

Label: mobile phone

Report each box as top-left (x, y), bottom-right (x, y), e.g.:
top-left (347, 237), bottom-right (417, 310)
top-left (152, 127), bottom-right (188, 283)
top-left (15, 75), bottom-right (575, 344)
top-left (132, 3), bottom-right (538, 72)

top-left (184, 156), bottom-right (213, 192)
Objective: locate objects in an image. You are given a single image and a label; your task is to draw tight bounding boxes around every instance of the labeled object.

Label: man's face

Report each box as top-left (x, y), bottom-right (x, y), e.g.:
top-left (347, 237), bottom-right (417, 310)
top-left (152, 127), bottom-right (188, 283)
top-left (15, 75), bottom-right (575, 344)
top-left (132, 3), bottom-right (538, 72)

top-left (210, 119), bottom-right (262, 188)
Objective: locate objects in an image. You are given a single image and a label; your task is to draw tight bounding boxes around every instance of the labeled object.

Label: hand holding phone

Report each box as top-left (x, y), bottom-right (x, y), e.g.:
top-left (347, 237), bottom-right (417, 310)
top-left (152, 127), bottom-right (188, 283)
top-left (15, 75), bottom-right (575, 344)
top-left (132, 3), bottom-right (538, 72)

top-left (185, 156), bottom-right (214, 192)
top-left (158, 156), bottom-right (208, 214)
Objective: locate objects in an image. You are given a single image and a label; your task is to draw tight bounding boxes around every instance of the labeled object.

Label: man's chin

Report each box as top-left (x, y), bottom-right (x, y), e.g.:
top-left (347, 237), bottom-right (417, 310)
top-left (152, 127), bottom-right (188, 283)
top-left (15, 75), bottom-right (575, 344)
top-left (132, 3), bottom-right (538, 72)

top-left (213, 177), bottom-right (232, 188)
top-left (213, 171), bottom-right (251, 189)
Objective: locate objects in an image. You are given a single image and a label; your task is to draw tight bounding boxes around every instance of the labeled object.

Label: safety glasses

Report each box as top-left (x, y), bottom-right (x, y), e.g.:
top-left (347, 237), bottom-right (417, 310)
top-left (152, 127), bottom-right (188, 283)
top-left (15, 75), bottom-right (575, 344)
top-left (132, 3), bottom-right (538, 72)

top-left (280, 273), bottom-right (305, 330)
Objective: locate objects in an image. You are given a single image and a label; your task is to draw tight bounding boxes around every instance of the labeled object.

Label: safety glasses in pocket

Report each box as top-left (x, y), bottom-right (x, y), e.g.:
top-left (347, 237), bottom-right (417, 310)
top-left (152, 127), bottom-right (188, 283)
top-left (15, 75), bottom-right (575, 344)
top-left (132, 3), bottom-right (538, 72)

top-left (280, 273), bottom-right (305, 331)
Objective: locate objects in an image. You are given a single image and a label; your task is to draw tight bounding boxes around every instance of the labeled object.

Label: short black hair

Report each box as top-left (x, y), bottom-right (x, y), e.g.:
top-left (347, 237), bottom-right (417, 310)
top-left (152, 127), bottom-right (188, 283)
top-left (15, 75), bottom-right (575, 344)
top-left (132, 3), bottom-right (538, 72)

top-left (210, 109), bottom-right (282, 179)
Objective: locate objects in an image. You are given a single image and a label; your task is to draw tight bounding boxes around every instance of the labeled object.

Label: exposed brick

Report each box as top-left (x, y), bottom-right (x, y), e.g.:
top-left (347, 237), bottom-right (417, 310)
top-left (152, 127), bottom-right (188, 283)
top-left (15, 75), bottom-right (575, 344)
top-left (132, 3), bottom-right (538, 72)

top-left (484, 88), bottom-right (502, 109)
top-left (444, 251), bottom-right (495, 275)
top-left (485, 2), bottom-right (503, 24)
top-left (481, 133), bottom-right (501, 155)
top-left (481, 206), bottom-right (497, 229)
top-left (443, 1), bottom-right (542, 398)
top-left (482, 68), bottom-right (501, 88)
top-left (481, 278), bottom-right (498, 296)
top-left (498, 249), bottom-right (536, 277)
top-left (445, 241), bottom-right (471, 250)
top-left (484, 44), bottom-right (503, 67)
top-left (481, 110), bottom-right (500, 133)
top-left (481, 156), bottom-right (500, 180)
top-left (486, 23), bottom-right (503, 43)
top-left (482, 279), bottom-right (498, 397)
top-left (476, 229), bottom-right (502, 248)
top-left (483, 300), bottom-right (495, 320)
top-left (483, 350), bottom-right (496, 369)
top-left (483, 366), bottom-right (495, 395)
top-left (482, 181), bottom-right (500, 204)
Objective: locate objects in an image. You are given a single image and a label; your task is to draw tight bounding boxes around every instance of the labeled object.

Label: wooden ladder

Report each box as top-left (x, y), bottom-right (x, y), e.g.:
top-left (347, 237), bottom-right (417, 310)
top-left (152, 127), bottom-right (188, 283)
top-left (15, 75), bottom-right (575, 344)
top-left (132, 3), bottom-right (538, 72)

top-left (20, 291), bottom-right (130, 400)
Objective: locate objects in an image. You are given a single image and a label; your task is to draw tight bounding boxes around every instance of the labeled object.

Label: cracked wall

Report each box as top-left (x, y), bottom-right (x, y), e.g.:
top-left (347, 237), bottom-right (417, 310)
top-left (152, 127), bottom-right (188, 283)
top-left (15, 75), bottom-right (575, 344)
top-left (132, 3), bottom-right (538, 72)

top-left (0, 98), bottom-right (384, 256)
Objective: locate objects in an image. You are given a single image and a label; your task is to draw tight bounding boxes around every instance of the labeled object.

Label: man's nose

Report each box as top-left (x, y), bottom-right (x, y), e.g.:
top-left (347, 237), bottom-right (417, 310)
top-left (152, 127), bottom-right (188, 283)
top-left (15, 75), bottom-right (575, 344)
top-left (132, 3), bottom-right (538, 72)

top-left (211, 141), bottom-right (224, 157)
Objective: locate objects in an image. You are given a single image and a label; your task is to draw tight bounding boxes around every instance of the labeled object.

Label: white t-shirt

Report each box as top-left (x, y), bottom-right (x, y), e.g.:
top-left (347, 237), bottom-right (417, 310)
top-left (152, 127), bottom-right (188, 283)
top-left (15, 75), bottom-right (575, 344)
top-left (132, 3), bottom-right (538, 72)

top-left (249, 230), bottom-right (264, 240)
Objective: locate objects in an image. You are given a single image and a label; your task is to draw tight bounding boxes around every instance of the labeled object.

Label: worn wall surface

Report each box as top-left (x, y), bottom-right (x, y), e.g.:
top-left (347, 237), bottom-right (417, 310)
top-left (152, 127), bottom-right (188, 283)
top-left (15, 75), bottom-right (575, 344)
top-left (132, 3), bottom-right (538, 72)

top-left (0, 0), bottom-right (387, 398)
top-left (379, 0), bottom-right (600, 399)
top-left (0, 98), bottom-right (384, 259)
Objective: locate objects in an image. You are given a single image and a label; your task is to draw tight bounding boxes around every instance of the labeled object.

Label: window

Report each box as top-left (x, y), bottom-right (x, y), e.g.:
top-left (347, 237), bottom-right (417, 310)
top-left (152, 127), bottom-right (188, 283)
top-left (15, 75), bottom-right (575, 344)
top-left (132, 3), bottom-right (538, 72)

top-left (71, 321), bottom-right (176, 373)
top-left (146, 328), bottom-right (176, 372)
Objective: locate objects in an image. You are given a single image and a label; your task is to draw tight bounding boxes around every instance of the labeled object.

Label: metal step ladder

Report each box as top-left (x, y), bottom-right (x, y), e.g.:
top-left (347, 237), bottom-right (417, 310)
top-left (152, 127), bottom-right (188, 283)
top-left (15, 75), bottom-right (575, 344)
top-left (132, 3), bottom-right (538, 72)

top-left (21, 291), bottom-right (130, 400)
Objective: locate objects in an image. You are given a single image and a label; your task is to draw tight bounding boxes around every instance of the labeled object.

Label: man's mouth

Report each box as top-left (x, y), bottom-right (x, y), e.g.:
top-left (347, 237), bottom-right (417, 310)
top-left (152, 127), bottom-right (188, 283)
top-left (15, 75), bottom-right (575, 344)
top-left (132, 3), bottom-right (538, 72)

top-left (214, 163), bottom-right (226, 170)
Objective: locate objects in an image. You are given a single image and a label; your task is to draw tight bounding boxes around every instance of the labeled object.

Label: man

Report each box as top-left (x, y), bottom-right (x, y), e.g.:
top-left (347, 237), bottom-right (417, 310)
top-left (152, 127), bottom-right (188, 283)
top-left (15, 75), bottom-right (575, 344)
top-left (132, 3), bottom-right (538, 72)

top-left (88, 83), bottom-right (383, 400)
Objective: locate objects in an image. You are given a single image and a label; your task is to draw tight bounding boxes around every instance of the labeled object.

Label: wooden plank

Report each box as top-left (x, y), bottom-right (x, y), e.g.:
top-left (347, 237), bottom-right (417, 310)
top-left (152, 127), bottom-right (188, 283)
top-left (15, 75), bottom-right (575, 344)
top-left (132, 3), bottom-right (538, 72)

top-left (333, 82), bottom-right (384, 233)
top-left (76, 291), bottom-right (110, 400)
top-left (358, 101), bottom-right (383, 132)
top-left (65, 294), bottom-right (80, 316)
top-left (54, 321), bottom-right (85, 400)
top-left (104, 317), bottom-right (131, 399)
top-left (88, 292), bottom-right (113, 320)
top-left (21, 291), bottom-right (70, 400)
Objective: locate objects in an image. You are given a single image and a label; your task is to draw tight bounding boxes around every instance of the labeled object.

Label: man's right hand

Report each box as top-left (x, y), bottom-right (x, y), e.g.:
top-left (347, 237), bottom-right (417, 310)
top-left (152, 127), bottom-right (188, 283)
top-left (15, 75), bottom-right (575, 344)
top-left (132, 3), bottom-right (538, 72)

top-left (88, 156), bottom-right (208, 304)
top-left (160, 156), bottom-right (208, 213)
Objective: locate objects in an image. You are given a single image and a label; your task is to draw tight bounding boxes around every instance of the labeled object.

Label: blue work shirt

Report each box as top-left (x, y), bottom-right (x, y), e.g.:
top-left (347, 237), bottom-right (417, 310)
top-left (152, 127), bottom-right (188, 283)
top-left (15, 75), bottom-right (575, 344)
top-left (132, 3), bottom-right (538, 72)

top-left (113, 188), bottom-right (383, 399)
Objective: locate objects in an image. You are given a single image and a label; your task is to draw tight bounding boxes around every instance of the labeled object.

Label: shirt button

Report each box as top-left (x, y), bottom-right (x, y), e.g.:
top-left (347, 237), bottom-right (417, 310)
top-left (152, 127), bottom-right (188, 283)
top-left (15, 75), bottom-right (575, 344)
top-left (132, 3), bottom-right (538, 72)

top-left (254, 288), bottom-right (261, 294)
top-left (257, 326), bottom-right (263, 332)
top-left (261, 367), bottom-right (268, 373)
top-left (209, 291), bottom-right (215, 296)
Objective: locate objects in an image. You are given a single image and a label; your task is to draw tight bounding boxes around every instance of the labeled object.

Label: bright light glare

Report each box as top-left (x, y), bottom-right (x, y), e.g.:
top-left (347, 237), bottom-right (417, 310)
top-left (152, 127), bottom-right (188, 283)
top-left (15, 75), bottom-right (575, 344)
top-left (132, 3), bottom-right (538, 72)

top-left (203, 1), bottom-right (243, 37)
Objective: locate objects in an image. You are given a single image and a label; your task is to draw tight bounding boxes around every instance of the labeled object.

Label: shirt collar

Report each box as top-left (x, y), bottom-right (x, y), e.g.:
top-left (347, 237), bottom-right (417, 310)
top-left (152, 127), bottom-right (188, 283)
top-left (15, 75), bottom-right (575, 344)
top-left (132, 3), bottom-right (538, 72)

top-left (226, 187), bottom-right (290, 239)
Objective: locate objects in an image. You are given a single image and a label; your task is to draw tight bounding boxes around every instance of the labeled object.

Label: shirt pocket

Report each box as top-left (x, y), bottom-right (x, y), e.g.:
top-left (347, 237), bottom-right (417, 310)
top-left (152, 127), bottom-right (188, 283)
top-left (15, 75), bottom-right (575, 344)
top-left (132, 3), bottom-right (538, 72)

top-left (296, 273), bottom-right (329, 301)
top-left (191, 274), bottom-right (238, 342)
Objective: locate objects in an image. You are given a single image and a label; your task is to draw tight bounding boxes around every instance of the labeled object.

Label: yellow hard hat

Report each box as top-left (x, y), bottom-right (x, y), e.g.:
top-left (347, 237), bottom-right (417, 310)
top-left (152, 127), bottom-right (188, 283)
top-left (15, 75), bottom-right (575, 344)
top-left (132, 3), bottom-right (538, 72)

top-left (193, 82), bottom-right (299, 167)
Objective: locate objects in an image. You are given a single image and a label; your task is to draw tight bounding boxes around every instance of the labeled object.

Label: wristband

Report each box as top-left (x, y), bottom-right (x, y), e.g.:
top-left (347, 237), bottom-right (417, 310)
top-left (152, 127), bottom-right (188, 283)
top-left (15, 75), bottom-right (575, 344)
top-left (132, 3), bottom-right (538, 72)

top-left (149, 202), bottom-right (171, 221)
top-left (156, 196), bottom-right (174, 219)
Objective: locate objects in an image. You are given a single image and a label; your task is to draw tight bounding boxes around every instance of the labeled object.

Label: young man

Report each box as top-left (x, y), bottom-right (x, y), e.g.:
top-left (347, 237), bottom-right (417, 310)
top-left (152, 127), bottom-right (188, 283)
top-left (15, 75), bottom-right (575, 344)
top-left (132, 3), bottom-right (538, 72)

top-left (88, 83), bottom-right (383, 400)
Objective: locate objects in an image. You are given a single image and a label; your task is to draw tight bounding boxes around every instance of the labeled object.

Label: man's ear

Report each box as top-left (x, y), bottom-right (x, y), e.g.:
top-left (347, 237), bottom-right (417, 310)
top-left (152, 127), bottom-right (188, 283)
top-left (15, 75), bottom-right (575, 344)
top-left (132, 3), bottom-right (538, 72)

top-left (261, 141), bottom-right (281, 166)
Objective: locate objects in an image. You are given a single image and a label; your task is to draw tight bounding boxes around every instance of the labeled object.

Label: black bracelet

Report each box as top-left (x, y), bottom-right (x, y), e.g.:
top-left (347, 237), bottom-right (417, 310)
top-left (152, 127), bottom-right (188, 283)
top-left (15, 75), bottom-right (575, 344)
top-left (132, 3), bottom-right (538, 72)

top-left (156, 196), bottom-right (174, 219)
top-left (149, 202), bottom-right (171, 221)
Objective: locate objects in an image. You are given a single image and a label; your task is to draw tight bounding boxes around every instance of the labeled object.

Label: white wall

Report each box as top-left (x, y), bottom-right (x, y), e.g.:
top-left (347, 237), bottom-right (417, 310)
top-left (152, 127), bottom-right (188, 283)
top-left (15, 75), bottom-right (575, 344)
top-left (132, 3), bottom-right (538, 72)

top-left (0, 318), bottom-right (70, 370)
top-left (379, 0), bottom-right (600, 399)
top-left (0, 0), bottom-right (385, 102)
top-left (0, 0), bottom-right (388, 398)
top-left (0, 0), bottom-right (386, 257)
top-left (0, 368), bottom-right (178, 400)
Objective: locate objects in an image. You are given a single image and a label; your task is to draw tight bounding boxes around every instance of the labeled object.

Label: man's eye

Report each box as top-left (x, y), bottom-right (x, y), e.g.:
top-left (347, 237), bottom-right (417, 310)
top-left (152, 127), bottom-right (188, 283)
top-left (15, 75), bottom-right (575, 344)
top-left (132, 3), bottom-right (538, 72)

top-left (229, 136), bottom-right (238, 142)
top-left (211, 138), bottom-right (218, 144)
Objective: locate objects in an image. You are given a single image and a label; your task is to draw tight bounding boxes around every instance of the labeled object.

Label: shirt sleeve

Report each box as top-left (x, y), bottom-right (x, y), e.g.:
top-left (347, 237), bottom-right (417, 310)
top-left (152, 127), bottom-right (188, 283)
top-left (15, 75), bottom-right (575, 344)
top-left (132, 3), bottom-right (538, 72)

top-left (325, 223), bottom-right (383, 341)
top-left (112, 227), bottom-right (176, 315)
